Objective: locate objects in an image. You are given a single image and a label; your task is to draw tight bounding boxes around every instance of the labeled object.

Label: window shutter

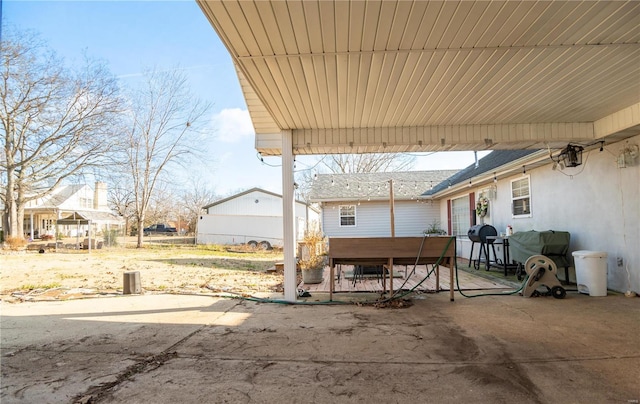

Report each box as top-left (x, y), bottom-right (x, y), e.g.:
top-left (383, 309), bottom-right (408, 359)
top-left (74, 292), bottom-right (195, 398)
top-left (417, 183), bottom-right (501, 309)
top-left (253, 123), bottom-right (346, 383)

top-left (447, 199), bottom-right (452, 235)
top-left (469, 192), bottom-right (476, 227)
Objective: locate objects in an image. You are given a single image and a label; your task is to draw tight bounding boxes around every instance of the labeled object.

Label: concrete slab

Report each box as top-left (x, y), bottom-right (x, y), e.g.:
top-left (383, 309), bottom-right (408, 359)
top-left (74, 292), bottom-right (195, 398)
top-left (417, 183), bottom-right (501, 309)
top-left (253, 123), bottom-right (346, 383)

top-left (1, 292), bottom-right (639, 403)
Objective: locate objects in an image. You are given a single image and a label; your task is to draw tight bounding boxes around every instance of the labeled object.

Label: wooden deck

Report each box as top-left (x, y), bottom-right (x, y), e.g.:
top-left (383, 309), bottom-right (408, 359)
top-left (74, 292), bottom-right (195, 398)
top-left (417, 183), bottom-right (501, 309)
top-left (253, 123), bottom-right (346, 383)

top-left (299, 264), bottom-right (510, 294)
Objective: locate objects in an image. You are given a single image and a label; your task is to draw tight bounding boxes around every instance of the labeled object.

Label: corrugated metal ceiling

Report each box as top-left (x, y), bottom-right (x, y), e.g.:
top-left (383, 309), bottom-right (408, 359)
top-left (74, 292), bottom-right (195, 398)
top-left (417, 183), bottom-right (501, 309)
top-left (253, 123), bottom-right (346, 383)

top-left (198, 0), bottom-right (640, 155)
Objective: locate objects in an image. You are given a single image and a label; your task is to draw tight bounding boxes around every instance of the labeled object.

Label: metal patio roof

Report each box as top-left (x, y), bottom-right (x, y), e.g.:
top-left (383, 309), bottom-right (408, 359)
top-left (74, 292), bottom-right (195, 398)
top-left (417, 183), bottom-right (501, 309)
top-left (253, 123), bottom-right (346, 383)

top-left (198, 1), bottom-right (640, 156)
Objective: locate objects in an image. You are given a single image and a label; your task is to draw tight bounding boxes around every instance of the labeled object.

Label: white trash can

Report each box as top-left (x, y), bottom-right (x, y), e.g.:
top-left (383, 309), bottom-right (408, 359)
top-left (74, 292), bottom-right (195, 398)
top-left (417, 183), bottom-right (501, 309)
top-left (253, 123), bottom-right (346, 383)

top-left (572, 251), bottom-right (608, 296)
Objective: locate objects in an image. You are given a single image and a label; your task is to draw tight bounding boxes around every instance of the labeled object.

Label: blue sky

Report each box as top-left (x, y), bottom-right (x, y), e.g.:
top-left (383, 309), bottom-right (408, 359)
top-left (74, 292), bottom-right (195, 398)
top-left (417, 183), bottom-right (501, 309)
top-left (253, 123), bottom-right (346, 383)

top-left (3, 0), bottom-right (486, 196)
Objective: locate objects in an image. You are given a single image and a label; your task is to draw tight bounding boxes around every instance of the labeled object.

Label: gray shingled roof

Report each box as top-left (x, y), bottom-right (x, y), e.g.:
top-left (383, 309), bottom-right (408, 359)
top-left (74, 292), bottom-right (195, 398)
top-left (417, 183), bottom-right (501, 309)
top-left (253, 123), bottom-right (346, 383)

top-left (36, 185), bottom-right (85, 208)
top-left (422, 150), bottom-right (540, 196)
top-left (308, 170), bottom-right (459, 202)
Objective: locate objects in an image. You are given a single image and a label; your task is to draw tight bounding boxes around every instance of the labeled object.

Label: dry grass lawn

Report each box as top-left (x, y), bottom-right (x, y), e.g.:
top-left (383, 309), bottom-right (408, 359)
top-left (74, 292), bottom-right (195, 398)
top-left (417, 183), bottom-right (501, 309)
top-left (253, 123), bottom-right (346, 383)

top-left (1, 238), bottom-right (285, 302)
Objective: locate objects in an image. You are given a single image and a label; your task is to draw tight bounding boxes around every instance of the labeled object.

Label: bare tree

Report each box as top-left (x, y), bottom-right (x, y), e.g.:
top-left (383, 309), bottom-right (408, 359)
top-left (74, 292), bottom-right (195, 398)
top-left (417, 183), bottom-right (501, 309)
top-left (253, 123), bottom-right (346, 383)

top-left (294, 153), bottom-right (416, 202)
top-left (107, 179), bottom-right (136, 236)
top-left (145, 183), bottom-right (176, 226)
top-left (0, 28), bottom-right (123, 238)
top-left (294, 168), bottom-right (316, 202)
top-left (179, 176), bottom-right (217, 235)
top-left (125, 68), bottom-right (211, 248)
top-left (322, 153), bottom-right (415, 173)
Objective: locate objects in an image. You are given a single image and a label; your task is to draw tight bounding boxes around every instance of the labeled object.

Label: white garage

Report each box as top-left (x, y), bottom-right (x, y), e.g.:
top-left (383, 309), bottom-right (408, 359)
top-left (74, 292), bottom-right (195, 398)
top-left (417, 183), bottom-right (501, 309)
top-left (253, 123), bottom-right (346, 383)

top-left (197, 188), bottom-right (319, 248)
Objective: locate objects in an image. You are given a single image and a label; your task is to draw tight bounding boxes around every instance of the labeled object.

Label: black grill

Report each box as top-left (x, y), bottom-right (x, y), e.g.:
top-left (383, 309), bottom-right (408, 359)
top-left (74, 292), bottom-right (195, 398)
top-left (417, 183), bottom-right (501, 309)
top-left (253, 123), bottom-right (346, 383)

top-left (468, 224), bottom-right (497, 243)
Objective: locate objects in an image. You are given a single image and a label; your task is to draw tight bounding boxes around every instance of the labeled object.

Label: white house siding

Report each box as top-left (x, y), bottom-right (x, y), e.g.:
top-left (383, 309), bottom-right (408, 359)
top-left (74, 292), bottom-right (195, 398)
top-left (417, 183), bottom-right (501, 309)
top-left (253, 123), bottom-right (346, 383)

top-left (206, 190), bottom-right (283, 216)
top-left (59, 185), bottom-right (95, 210)
top-left (198, 214), bottom-right (284, 246)
top-left (23, 183), bottom-right (121, 238)
top-left (445, 135), bottom-right (640, 294)
top-left (322, 200), bottom-right (440, 238)
top-left (198, 189), bottom-right (319, 246)
top-left (393, 201), bottom-right (442, 236)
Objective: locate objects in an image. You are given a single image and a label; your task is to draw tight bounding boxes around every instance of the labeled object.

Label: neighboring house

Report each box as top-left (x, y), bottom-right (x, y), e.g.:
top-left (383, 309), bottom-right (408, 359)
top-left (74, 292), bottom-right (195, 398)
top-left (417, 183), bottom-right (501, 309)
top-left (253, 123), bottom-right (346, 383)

top-left (23, 182), bottom-right (124, 239)
top-left (197, 188), bottom-right (320, 248)
top-left (308, 171), bottom-right (458, 238)
top-left (423, 135), bottom-right (640, 294)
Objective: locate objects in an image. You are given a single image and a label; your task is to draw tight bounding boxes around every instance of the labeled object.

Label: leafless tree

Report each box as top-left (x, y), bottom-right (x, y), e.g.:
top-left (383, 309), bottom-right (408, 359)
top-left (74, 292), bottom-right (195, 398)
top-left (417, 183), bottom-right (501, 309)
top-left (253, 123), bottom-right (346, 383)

top-left (322, 153), bottom-right (415, 173)
top-left (294, 168), bottom-right (316, 202)
top-left (124, 68), bottom-right (211, 248)
top-left (0, 28), bottom-right (123, 238)
top-left (107, 179), bottom-right (136, 236)
top-left (178, 176), bottom-right (218, 234)
top-left (145, 183), bottom-right (176, 226)
top-left (294, 153), bottom-right (416, 201)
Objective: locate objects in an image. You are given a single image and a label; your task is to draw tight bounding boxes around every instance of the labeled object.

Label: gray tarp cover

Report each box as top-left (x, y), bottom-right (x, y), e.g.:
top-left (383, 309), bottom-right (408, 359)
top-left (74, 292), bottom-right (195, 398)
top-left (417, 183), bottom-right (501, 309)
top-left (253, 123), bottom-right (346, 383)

top-left (509, 230), bottom-right (571, 268)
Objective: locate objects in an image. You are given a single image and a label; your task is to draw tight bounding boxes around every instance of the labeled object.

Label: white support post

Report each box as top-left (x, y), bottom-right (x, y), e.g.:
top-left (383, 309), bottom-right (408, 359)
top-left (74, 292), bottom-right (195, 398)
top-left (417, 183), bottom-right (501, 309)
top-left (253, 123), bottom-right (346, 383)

top-left (281, 130), bottom-right (297, 302)
top-left (30, 212), bottom-right (34, 241)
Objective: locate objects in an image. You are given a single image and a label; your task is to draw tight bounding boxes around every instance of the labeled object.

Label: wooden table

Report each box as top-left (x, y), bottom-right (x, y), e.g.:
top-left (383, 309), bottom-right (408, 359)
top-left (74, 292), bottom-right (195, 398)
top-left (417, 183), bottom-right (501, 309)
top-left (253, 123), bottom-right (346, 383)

top-left (328, 236), bottom-right (457, 301)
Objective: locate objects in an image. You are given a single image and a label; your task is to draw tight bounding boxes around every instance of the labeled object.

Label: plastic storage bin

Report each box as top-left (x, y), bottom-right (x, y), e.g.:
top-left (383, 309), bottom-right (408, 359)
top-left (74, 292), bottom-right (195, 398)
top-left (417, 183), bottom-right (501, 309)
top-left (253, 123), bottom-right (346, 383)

top-left (572, 251), bottom-right (608, 296)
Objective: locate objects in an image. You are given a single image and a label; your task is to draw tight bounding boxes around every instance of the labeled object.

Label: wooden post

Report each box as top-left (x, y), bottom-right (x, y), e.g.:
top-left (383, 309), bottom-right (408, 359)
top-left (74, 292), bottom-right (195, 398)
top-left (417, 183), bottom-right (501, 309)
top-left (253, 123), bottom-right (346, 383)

top-left (388, 258), bottom-right (394, 296)
top-left (329, 261), bottom-right (334, 301)
top-left (389, 179), bottom-right (395, 238)
top-left (449, 256), bottom-right (454, 301)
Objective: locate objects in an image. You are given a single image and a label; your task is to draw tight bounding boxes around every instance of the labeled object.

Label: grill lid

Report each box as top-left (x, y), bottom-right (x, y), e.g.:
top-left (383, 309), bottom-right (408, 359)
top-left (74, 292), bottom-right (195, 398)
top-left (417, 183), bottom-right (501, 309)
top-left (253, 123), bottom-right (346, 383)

top-left (468, 224), bottom-right (497, 243)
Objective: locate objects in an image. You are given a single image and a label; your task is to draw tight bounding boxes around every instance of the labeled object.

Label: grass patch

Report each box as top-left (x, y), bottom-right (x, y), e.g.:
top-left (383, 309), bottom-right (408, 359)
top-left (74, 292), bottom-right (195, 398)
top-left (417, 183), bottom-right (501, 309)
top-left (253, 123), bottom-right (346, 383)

top-left (57, 273), bottom-right (82, 280)
top-left (19, 282), bottom-right (62, 290)
top-left (131, 243), bottom-right (281, 259)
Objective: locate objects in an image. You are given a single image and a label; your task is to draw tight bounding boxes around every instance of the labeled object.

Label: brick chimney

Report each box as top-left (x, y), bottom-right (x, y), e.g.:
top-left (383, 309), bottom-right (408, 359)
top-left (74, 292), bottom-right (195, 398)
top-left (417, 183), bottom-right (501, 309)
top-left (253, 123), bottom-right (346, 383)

top-left (94, 182), bottom-right (108, 210)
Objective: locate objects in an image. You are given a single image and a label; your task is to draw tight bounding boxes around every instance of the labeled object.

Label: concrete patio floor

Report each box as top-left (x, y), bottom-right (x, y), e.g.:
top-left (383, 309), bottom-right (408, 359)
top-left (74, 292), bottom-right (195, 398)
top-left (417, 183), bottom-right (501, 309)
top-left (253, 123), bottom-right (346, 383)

top-left (1, 290), bottom-right (638, 403)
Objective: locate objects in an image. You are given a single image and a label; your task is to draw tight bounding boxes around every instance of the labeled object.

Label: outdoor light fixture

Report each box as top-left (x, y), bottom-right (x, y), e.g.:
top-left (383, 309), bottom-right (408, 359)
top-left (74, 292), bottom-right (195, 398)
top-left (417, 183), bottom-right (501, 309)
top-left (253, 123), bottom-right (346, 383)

top-left (553, 144), bottom-right (584, 168)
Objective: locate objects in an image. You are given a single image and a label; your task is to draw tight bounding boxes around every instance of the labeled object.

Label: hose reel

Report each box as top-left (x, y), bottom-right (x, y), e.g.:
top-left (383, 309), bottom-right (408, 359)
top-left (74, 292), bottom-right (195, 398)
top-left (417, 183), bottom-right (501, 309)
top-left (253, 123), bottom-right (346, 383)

top-left (522, 255), bottom-right (566, 299)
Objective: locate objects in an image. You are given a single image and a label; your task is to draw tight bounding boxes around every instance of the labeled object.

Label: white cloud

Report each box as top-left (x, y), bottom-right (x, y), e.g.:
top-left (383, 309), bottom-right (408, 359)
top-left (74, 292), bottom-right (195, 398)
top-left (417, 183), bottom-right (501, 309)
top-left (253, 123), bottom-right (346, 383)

top-left (212, 108), bottom-right (254, 143)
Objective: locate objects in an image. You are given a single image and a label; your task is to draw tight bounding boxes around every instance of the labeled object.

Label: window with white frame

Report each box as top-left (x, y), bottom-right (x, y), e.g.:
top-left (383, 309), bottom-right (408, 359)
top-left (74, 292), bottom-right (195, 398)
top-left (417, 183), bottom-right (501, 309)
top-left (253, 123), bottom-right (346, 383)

top-left (42, 219), bottom-right (53, 232)
top-left (451, 196), bottom-right (470, 236)
top-left (80, 197), bottom-right (93, 209)
top-left (511, 176), bottom-right (532, 217)
top-left (339, 205), bottom-right (356, 227)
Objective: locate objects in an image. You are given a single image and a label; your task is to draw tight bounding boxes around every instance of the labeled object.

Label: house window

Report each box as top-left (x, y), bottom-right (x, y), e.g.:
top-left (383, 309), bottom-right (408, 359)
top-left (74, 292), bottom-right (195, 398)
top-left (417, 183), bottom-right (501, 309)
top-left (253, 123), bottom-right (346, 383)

top-left (339, 205), bottom-right (356, 227)
top-left (451, 196), bottom-right (470, 236)
top-left (80, 197), bottom-right (93, 208)
top-left (42, 219), bottom-right (53, 231)
top-left (511, 176), bottom-right (532, 217)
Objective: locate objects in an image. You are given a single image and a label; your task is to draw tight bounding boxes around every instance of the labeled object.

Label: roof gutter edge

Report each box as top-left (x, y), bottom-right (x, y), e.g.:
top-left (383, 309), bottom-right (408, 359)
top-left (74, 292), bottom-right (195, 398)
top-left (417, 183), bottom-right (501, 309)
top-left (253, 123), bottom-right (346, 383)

top-left (427, 150), bottom-right (550, 199)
